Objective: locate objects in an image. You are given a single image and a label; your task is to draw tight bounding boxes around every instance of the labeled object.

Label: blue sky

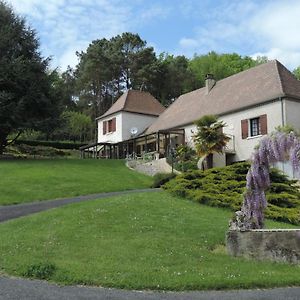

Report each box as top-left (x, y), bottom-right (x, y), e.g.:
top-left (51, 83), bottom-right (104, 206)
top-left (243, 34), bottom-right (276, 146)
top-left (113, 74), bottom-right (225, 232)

top-left (7, 0), bottom-right (300, 71)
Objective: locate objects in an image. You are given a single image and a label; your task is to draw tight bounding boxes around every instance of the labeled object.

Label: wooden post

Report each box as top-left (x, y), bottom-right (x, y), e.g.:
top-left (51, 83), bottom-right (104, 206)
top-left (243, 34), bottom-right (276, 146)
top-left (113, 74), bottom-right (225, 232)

top-left (145, 135), bottom-right (148, 153)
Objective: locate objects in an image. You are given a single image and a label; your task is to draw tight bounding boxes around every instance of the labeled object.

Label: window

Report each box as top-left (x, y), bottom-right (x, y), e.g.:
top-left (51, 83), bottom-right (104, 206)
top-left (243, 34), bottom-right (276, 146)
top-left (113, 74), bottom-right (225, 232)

top-left (250, 117), bottom-right (260, 137)
top-left (103, 117), bottom-right (116, 135)
top-left (241, 114), bottom-right (267, 139)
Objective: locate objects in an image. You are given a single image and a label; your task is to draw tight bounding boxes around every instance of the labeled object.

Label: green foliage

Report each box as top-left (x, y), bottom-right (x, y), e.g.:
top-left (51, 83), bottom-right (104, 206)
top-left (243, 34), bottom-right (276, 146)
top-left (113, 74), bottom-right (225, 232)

top-left (292, 66), bottom-right (300, 80)
top-left (172, 144), bottom-right (198, 172)
top-left (15, 144), bottom-right (70, 158)
top-left (189, 51), bottom-right (264, 86)
top-left (58, 111), bottom-right (92, 142)
top-left (23, 262), bottom-right (56, 280)
top-left (193, 115), bottom-right (230, 169)
top-left (76, 33), bottom-right (158, 119)
top-left (14, 139), bottom-right (85, 150)
top-left (153, 53), bottom-right (199, 106)
top-left (151, 172), bottom-right (176, 188)
top-left (0, 2), bottom-right (58, 153)
top-left (164, 162), bottom-right (300, 225)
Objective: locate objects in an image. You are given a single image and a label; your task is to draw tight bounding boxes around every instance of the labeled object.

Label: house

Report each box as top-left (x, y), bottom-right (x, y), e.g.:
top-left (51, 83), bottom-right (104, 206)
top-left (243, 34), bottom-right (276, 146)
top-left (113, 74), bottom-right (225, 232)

top-left (94, 90), bottom-right (166, 158)
top-left (83, 60), bottom-right (300, 177)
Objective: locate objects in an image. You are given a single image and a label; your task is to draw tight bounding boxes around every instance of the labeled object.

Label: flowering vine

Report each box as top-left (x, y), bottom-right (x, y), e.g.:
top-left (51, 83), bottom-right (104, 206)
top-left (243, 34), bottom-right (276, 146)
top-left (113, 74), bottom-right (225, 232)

top-left (230, 131), bottom-right (300, 231)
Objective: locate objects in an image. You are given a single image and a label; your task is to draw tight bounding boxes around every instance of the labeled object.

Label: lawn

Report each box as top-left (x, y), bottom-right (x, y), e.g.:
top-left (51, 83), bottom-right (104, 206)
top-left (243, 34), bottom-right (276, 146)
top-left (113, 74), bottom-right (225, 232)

top-left (0, 191), bottom-right (299, 290)
top-left (0, 159), bottom-right (152, 205)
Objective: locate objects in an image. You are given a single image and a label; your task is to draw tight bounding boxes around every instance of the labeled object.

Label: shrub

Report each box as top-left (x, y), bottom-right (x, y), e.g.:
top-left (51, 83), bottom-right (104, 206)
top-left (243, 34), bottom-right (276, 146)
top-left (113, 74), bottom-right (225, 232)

top-left (23, 262), bottom-right (56, 279)
top-left (14, 139), bottom-right (85, 150)
top-left (15, 144), bottom-right (72, 157)
top-left (164, 162), bottom-right (300, 225)
top-left (152, 172), bottom-right (177, 188)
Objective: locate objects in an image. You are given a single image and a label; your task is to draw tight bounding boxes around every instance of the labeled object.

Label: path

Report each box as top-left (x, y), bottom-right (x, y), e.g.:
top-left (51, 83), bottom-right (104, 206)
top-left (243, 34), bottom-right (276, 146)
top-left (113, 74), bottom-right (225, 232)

top-left (0, 276), bottom-right (299, 300)
top-left (0, 188), bottom-right (161, 222)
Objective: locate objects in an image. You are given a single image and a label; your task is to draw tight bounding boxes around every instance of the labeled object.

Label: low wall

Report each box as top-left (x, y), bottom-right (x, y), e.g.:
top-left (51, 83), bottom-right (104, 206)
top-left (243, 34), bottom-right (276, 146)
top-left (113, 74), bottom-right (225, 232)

top-left (126, 158), bottom-right (179, 176)
top-left (226, 229), bottom-right (300, 264)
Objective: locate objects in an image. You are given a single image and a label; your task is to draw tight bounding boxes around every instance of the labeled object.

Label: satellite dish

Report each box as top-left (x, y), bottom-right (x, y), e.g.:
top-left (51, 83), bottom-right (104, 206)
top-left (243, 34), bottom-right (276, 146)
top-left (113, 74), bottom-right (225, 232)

top-left (130, 127), bottom-right (138, 136)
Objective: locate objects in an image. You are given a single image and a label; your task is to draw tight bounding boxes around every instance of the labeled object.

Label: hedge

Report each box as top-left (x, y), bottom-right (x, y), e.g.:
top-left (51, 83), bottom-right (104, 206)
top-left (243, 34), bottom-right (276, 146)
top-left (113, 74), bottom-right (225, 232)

top-left (163, 162), bottom-right (300, 225)
top-left (13, 139), bottom-right (87, 150)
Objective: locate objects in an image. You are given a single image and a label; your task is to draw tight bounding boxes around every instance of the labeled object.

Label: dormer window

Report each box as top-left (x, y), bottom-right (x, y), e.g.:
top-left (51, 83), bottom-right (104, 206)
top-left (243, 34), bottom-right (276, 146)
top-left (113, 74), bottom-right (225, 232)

top-left (103, 117), bottom-right (116, 134)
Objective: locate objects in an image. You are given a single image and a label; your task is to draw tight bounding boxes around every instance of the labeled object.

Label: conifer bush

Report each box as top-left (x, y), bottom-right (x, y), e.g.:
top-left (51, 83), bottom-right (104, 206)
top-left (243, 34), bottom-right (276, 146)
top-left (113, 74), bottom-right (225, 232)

top-left (163, 162), bottom-right (300, 225)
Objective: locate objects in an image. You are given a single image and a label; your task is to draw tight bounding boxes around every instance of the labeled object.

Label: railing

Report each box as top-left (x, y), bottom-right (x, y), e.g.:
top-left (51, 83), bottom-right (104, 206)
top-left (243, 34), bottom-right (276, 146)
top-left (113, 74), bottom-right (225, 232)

top-left (224, 134), bottom-right (235, 153)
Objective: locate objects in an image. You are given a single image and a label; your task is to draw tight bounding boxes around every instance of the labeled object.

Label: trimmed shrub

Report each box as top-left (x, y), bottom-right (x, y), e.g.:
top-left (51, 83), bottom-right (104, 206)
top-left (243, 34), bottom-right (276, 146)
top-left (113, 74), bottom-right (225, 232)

top-left (16, 144), bottom-right (71, 157)
top-left (163, 162), bottom-right (300, 225)
top-left (14, 139), bottom-right (86, 150)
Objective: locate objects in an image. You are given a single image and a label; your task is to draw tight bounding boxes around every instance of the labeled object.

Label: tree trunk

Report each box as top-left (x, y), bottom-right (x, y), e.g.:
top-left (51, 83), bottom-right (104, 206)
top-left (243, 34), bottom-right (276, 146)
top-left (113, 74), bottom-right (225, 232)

top-left (0, 132), bottom-right (8, 155)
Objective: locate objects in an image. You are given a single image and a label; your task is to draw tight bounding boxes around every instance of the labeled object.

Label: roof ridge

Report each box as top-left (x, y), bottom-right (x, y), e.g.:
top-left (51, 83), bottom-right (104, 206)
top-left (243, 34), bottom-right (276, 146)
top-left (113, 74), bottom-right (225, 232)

top-left (273, 60), bottom-right (285, 95)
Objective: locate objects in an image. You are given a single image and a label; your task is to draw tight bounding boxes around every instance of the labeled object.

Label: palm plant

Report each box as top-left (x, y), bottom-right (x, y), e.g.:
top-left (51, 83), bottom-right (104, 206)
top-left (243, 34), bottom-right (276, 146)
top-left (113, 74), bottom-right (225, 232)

top-left (193, 115), bottom-right (230, 169)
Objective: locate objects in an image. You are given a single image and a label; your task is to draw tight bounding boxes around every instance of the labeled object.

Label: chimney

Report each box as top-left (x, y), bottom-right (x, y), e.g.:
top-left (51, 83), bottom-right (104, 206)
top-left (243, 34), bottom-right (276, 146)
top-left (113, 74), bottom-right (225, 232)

top-left (205, 73), bottom-right (216, 94)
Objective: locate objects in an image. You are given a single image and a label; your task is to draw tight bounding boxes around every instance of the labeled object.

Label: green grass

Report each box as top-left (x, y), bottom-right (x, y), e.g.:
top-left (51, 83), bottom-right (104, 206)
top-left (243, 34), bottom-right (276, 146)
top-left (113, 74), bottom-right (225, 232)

top-left (0, 191), bottom-right (299, 290)
top-left (0, 159), bottom-right (152, 205)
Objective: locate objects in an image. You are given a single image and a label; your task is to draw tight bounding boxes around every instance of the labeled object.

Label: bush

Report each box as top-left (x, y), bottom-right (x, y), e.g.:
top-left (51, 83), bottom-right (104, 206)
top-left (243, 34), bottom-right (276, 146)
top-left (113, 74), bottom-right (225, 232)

top-left (16, 144), bottom-right (71, 157)
top-left (152, 172), bottom-right (177, 188)
top-left (164, 162), bottom-right (300, 225)
top-left (23, 262), bottom-right (56, 279)
top-left (14, 139), bottom-right (86, 150)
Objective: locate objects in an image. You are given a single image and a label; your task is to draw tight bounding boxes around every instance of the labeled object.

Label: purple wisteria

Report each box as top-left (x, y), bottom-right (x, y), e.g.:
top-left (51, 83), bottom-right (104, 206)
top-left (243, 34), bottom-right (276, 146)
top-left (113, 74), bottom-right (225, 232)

top-left (230, 131), bottom-right (300, 231)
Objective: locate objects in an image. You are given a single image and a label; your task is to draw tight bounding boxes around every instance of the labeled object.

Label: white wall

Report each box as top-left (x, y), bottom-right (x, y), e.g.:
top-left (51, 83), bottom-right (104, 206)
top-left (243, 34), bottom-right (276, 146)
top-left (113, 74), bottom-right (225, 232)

top-left (98, 111), bottom-right (159, 143)
top-left (284, 98), bottom-right (300, 129)
top-left (182, 101), bottom-right (284, 168)
top-left (97, 113), bottom-right (122, 143)
top-left (121, 112), bottom-right (158, 141)
top-left (221, 101), bottom-right (283, 162)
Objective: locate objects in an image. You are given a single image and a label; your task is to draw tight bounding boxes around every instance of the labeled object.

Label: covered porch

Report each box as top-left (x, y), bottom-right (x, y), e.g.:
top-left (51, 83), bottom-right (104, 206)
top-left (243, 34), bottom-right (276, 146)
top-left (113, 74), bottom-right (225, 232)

top-left (80, 129), bottom-right (185, 160)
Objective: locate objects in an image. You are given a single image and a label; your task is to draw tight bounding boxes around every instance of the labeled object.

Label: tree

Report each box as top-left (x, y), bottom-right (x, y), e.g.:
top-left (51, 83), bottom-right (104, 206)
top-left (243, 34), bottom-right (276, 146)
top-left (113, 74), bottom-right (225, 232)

top-left (61, 111), bottom-right (92, 142)
top-left (193, 115), bottom-right (230, 169)
top-left (189, 52), bottom-right (263, 87)
top-left (75, 33), bottom-right (159, 121)
top-left (0, 2), bottom-right (53, 154)
top-left (293, 66), bottom-right (300, 80)
top-left (152, 53), bottom-right (199, 106)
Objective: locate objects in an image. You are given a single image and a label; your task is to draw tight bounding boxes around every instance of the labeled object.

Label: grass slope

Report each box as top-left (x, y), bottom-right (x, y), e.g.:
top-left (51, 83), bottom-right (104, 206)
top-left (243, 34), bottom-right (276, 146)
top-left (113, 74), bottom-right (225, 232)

top-left (0, 159), bottom-right (152, 205)
top-left (0, 192), bottom-right (299, 290)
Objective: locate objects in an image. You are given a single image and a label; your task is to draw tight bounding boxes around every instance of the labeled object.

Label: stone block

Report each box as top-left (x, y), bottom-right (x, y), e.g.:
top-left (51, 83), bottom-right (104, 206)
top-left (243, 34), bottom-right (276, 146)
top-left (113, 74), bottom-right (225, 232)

top-left (226, 229), bottom-right (300, 264)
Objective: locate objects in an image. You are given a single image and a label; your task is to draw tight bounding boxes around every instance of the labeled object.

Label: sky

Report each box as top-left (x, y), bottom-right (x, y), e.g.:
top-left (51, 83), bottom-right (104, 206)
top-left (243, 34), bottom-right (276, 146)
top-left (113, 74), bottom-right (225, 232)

top-left (7, 0), bottom-right (300, 71)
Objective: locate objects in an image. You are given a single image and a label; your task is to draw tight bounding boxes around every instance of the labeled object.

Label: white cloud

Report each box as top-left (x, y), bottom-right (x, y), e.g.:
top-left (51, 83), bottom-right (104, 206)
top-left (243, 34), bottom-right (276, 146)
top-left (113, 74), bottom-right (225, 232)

top-left (179, 38), bottom-right (199, 49)
top-left (7, 0), bottom-right (169, 70)
top-left (176, 0), bottom-right (300, 69)
top-left (249, 1), bottom-right (300, 69)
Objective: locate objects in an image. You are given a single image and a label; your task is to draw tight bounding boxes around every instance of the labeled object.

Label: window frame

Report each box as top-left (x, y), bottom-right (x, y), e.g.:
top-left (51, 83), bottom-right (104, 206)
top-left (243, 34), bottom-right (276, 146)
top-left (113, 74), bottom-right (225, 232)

top-left (249, 117), bottom-right (261, 137)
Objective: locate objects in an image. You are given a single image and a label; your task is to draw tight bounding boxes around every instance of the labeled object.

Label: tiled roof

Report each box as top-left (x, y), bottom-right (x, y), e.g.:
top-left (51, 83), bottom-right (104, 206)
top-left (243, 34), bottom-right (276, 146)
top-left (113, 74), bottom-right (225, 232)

top-left (146, 60), bottom-right (300, 134)
top-left (97, 90), bottom-right (165, 119)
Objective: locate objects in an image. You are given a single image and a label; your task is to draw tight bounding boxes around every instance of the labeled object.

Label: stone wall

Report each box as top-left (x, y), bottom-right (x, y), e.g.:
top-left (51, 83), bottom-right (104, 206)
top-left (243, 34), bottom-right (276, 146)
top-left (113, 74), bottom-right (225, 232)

top-left (226, 229), bottom-right (300, 264)
top-left (126, 158), bottom-right (179, 176)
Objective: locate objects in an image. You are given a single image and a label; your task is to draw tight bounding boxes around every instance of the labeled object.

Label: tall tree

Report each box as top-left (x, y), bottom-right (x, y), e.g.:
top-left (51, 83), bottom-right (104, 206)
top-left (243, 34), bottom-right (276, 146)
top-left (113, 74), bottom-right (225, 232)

top-left (75, 33), bottom-right (159, 121)
top-left (0, 1), bottom-right (53, 154)
top-left (153, 53), bottom-right (199, 106)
